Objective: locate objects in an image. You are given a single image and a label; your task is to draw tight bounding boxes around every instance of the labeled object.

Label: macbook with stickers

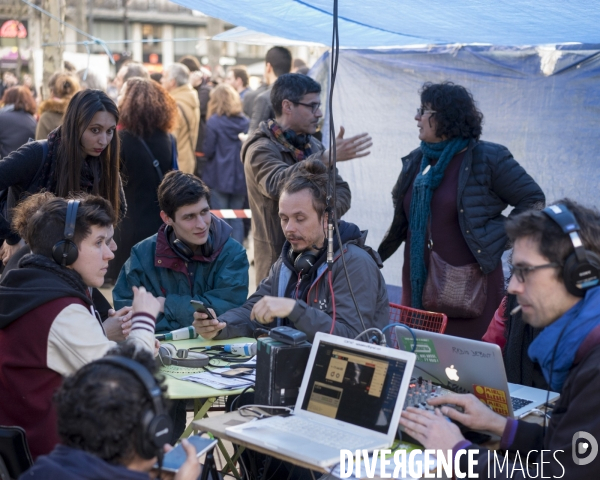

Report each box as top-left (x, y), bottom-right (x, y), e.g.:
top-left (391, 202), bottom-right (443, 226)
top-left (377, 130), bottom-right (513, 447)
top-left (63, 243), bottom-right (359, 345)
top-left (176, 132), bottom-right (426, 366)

top-left (225, 332), bottom-right (416, 468)
top-left (393, 327), bottom-right (559, 418)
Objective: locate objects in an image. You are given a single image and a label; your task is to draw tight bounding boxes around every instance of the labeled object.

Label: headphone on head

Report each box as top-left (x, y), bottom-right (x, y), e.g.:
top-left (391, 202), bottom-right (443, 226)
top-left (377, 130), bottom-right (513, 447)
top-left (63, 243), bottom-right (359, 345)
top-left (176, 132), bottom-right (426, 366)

top-left (165, 224), bottom-right (213, 262)
top-left (94, 355), bottom-right (173, 461)
top-left (52, 199), bottom-right (80, 266)
top-left (542, 204), bottom-right (600, 297)
top-left (158, 343), bottom-right (210, 368)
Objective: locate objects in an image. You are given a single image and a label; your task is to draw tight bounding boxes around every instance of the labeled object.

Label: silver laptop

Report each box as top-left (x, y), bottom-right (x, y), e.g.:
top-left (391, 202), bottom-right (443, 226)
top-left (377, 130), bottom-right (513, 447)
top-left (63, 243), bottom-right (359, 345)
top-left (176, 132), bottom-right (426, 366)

top-left (226, 332), bottom-right (416, 468)
top-left (394, 327), bottom-right (559, 418)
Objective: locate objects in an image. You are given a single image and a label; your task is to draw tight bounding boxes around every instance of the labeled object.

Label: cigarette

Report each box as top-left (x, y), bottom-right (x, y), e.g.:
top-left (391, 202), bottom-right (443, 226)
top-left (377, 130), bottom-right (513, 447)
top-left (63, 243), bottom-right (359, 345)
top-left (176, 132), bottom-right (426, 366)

top-left (510, 305), bottom-right (522, 315)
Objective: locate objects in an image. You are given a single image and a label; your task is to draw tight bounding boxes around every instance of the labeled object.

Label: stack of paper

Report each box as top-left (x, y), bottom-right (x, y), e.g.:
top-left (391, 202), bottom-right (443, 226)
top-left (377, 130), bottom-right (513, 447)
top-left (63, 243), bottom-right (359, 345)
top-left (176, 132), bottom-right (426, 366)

top-left (181, 367), bottom-right (255, 390)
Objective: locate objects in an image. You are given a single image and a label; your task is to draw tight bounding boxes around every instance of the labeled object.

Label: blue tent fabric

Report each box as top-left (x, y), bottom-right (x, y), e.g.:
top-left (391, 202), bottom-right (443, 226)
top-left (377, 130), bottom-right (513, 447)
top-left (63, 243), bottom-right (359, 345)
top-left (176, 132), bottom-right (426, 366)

top-left (170, 0), bottom-right (600, 287)
top-left (309, 45), bottom-right (600, 286)
top-left (172, 0), bottom-right (600, 47)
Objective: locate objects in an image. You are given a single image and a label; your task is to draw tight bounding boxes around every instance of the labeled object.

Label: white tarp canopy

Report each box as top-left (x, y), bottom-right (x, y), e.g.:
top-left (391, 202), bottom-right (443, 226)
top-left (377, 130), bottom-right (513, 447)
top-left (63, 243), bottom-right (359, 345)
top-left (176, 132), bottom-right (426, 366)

top-left (309, 44), bottom-right (600, 287)
top-left (212, 27), bottom-right (325, 47)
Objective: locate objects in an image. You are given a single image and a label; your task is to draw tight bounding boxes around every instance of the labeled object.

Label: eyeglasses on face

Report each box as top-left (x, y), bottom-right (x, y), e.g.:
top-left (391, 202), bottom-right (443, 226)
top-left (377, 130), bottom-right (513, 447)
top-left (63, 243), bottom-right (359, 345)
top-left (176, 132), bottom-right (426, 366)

top-left (416, 107), bottom-right (437, 117)
top-left (509, 263), bottom-right (561, 283)
top-left (292, 101), bottom-right (322, 114)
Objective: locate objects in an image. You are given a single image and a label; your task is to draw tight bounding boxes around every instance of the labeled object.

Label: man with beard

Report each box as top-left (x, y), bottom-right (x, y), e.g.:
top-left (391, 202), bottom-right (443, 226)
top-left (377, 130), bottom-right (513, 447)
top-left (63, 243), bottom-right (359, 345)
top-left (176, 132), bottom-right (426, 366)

top-left (193, 160), bottom-right (388, 341)
top-left (241, 73), bottom-right (372, 285)
top-left (399, 199), bottom-right (600, 479)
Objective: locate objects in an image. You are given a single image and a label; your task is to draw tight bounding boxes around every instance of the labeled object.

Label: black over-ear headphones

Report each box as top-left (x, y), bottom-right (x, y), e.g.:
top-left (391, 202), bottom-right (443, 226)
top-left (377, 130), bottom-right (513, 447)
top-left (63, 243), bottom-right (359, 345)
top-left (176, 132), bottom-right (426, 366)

top-left (52, 199), bottom-right (80, 266)
top-left (288, 248), bottom-right (319, 275)
top-left (542, 204), bottom-right (600, 297)
top-left (165, 224), bottom-right (213, 262)
top-left (95, 356), bottom-right (173, 461)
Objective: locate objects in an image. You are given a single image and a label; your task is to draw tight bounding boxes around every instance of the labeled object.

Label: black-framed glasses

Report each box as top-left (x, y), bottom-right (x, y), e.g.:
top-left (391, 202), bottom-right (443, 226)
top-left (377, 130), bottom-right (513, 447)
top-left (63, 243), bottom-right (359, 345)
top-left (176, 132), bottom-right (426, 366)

top-left (292, 101), bottom-right (322, 114)
top-left (416, 107), bottom-right (437, 117)
top-left (509, 263), bottom-right (561, 283)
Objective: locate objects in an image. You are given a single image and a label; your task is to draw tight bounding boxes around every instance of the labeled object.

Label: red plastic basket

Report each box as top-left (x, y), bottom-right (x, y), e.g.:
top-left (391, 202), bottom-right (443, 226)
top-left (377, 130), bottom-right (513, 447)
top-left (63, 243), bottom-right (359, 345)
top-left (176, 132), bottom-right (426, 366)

top-left (388, 303), bottom-right (448, 333)
top-left (388, 303), bottom-right (448, 347)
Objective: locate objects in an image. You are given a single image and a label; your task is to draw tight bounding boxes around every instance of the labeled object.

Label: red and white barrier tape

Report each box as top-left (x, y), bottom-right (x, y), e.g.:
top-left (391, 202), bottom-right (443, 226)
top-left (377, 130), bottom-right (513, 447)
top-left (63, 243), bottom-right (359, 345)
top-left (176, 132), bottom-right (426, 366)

top-left (210, 209), bottom-right (252, 219)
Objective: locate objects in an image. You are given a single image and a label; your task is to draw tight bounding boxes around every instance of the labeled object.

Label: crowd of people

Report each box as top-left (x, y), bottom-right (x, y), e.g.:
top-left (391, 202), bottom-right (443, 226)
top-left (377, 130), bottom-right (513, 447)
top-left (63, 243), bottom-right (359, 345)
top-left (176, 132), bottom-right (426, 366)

top-left (0, 45), bottom-right (599, 479)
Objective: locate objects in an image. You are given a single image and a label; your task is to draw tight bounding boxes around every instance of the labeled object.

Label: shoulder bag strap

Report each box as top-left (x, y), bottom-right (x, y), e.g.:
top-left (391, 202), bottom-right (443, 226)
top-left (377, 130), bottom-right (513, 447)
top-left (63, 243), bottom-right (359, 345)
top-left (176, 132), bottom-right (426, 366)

top-left (137, 136), bottom-right (164, 182)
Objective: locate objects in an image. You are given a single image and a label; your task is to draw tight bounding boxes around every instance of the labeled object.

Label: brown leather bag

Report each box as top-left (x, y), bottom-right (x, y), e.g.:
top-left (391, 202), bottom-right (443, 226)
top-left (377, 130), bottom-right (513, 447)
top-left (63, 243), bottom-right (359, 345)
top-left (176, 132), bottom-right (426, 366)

top-left (422, 250), bottom-right (487, 318)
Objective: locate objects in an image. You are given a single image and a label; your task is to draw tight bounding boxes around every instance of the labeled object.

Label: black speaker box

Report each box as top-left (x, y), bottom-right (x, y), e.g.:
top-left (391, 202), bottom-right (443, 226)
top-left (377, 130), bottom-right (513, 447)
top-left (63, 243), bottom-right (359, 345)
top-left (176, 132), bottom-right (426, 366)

top-left (255, 337), bottom-right (312, 407)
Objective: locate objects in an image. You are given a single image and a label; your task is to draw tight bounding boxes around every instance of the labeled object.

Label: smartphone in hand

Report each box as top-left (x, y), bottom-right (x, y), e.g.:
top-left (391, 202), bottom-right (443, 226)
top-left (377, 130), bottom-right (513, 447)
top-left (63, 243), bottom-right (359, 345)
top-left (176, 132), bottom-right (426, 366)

top-left (160, 435), bottom-right (217, 472)
top-left (190, 300), bottom-right (215, 319)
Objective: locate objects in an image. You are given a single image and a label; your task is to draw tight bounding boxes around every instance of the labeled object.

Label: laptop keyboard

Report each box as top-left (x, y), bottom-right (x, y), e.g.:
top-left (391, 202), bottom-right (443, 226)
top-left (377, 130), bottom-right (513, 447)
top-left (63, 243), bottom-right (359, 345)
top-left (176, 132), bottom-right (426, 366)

top-left (511, 396), bottom-right (533, 411)
top-left (266, 415), bottom-right (368, 450)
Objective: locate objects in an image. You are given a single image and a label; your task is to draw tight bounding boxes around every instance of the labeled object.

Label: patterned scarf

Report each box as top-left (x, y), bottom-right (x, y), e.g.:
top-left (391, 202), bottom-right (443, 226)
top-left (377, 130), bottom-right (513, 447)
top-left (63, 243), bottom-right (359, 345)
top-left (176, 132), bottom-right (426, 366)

top-left (409, 137), bottom-right (470, 309)
top-left (267, 119), bottom-right (312, 162)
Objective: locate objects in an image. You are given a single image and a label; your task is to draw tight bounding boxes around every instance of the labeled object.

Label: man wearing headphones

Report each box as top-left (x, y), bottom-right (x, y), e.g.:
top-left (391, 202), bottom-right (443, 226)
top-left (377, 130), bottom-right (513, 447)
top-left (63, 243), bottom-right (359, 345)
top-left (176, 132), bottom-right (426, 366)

top-left (23, 343), bottom-right (201, 480)
top-left (113, 170), bottom-right (249, 333)
top-left (194, 160), bottom-right (389, 342)
top-left (242, 73), bottom-right (372, 285)
top-left (0, 193), bottom-right (160, 459)
top-left (398, 198), bottom-right (600, 478)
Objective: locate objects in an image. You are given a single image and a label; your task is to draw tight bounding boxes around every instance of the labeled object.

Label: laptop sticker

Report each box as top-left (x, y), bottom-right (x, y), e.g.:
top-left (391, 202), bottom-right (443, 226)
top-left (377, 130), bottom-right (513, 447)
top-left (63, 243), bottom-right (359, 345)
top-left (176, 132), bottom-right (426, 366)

top-left (473, 384), bottom-right (510, 416)
top-left (401, 338), bottom-right (439, 363)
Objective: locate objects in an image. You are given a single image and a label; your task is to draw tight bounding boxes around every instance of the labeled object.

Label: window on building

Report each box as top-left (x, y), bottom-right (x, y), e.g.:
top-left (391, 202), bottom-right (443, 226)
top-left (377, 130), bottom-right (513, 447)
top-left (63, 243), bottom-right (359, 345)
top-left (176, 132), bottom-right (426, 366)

top-left (142, 24), bottom-right (162, 55)
top-left (92, 21), bottom-right (124, 53)
top-left (174, 25), bottom-right (199, 56)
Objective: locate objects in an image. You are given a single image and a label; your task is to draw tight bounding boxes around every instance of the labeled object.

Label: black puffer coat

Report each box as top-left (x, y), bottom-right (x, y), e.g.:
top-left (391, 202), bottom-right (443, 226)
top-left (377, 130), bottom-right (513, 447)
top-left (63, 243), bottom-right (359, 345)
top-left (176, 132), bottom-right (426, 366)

top-left (378, 139), bottom-right (545, 274)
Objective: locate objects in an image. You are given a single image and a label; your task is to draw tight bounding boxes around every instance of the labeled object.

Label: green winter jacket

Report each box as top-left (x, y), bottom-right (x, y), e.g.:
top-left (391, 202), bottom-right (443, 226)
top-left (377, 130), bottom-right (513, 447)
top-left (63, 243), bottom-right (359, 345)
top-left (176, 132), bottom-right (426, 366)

top-left (113, 216), bottom-right (249, 332)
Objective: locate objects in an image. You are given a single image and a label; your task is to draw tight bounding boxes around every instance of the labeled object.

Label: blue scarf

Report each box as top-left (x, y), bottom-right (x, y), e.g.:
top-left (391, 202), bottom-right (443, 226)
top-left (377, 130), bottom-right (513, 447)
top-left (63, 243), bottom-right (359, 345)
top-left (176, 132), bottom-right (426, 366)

top-left (409, 138), bottom-right (469, 309)
top-left (528, 286), bottom-right (600, 392)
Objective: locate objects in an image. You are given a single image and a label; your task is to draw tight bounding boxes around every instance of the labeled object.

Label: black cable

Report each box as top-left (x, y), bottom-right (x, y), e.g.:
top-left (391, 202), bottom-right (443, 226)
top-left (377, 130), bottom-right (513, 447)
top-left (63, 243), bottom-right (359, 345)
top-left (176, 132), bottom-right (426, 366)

top-left (335, 224), bottom-right (367, 333)
top-left (260, 455), bottom-right (272, 480)
top-left (238, 450), bottom-right (250, 480)
top-left (265, 458), bottom-right (284, 480)
top-left (285, 465), bottom-right (296, 480)
top-left (189, 348), bottom-right (251, 364)
top-left (324, 0), bottom-right (367, 334)
top-left (229, 385), bottom-right (255, 412)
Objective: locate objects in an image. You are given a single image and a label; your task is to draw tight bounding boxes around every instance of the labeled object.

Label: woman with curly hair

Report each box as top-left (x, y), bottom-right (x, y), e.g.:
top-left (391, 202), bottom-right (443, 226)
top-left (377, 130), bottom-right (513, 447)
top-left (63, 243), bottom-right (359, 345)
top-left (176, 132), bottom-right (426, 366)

top-left (0, 86), bottom-right (37, 158)
top-left (203, 84), bottom-right (249, 244)
top-left (378, 82), bottom-right (544, 339)
top-left (107, 77), bottom-right (178, 280)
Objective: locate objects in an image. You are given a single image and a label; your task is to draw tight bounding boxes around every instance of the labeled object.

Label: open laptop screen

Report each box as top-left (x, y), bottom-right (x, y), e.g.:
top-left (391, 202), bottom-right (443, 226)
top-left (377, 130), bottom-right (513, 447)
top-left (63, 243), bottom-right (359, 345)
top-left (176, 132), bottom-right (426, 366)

top-left (300, 340), bottom-right (408, 434)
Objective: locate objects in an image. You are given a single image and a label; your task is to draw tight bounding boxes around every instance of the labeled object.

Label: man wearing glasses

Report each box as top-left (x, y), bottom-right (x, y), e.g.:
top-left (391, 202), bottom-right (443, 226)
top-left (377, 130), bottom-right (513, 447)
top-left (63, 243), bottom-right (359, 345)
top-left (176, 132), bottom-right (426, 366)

top-left (242, 73), bottom-right (372, 284)
top-left (398, 199), bottom-right (600, 478)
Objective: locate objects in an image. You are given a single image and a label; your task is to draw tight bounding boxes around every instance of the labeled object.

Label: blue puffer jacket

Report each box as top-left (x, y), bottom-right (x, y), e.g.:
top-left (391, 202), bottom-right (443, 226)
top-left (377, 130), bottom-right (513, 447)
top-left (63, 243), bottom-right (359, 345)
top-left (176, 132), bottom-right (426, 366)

top-left (113, 215), bottom-right (249, 332)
